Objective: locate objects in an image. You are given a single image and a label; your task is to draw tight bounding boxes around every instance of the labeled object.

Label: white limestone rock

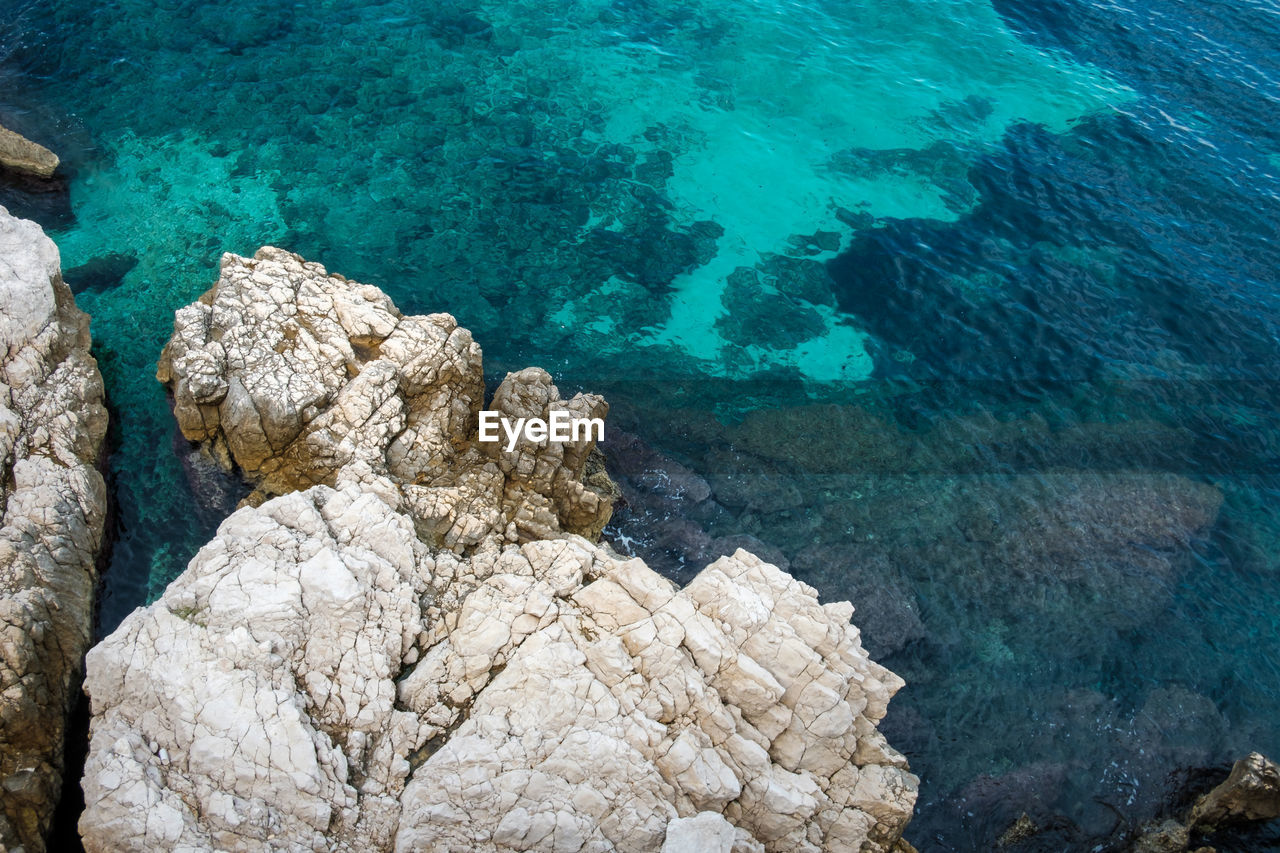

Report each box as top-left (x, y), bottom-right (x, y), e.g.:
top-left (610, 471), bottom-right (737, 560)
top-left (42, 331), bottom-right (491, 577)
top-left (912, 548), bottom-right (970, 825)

top-left (80, 487), bottom-right (916, 852)
top-left (86, 246), bottom-right (916, 851)
top-left (662, 812), bottom-right (761, 853)
top-left (0, 206), bottom-right (108, 851)
top-left (156, 247), bottom-right (617, 548)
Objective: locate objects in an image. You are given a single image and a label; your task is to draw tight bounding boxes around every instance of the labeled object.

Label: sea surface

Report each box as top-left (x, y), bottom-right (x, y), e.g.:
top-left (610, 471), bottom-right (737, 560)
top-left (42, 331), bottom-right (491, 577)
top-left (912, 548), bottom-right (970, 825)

top-left (3, 0), bottom-right (1280, 848)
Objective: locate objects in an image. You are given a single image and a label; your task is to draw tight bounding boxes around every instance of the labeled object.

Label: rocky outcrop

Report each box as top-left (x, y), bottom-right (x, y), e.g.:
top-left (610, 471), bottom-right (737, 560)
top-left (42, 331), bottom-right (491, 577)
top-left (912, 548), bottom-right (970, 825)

top-left (80, 250), bottom-right (917, 851)
top-left (80, 489), bottom-right (916, 852)
top-left (1188, 752), bottom-right (1280, 829)
top-left (156, 247), bottom-right (616, 548)
top-left (0, 206), bottom-right (108, 850)
top-left (1127, 752), bottom-right (1280, 852)
top-left (0, 124), bottom-right (59, 180)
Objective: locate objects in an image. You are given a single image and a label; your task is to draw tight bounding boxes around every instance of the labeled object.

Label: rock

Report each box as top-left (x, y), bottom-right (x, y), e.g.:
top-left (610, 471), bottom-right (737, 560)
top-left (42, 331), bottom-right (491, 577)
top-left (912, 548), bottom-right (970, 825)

top-left (996, 812), bottom-right (1038, 847)
top-left (1188, 752), bottom-right (1280, 830)
top-left (875, 706), bottom-right (934, 768)
top-left (663, 811), bottom-right (761, 852)
top-left (0, 206), bottom-right (108, 850)
top-left (952, 762), bottom-right (1068, 837)
top-left (710, 535), bottom-right (790, 574)
top-left (170, 422), bottom-right (246, 528)
top-left (1104, 751), bottom-right (1280, 852)
top-left (647, 515), bottom-right (717, 568)
top-left (721, 398), bottom-right (1194, 479)
top-left (156, 247), bottom-right (616, 550)
top-left (727, 406), bottom-right (911, 475)
top-left (602, 430), bottom-right (712, 505)
top-left (1130, 687), bottom-right (1226, 769)
top-left (600, 428), bottom-right (739, 583)
top-left (64, 252), bottom-right (138, 296)
top-left (1130, 819), bottom-right (1191, 853)
top-left (82, 256), bottom-right (917, 850)
top-left (944, 473), bottom-right (1222, 587)
top-left (0, 168), bottom-right (73, 233)
top-left (0, 123), bottom-right (60, 179)
top-left (704, 449), bottom-right (805, 515)
top-left (79, 489), bottom-right (918, 852)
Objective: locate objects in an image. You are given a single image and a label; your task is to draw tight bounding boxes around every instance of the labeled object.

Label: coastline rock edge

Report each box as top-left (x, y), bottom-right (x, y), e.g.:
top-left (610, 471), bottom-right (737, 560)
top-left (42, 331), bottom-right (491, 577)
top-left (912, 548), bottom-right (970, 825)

top-left (0, 205), bottom-right (109, 851)
top-left (79, 250), bottom-right (918, 851)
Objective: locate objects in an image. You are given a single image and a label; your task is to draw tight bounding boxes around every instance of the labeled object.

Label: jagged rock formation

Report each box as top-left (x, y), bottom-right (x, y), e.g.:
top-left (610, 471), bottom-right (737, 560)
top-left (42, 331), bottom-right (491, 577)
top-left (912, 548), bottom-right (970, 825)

top-left (0, 124), bottom-right (59, 179)
top-left (0, 206), bottom-right (108, 850)
top-left (156, 247), bottom-right (616, 548)
top-left (1188, 752), bottom-right (1280, 829)
top-left (1128, 752), bottom-right (1280, 852)
top-left (79, 250), bottom-right (917, 851)
top-left (80, 489), bottom-right (916, 852)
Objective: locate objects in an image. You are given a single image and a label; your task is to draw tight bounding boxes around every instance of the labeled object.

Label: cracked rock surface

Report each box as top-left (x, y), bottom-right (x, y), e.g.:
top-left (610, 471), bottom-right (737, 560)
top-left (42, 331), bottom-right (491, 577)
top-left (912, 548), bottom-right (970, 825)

top-left (1188, 752), bottom-right (1280, 830)
top-left (80, 488), bottom-right (916, 852)
top-left (81, 248), bottom-right (915, 851)
top-left (156, 247), bottom-right (616, 548)
top-left (0, 206), bottom-right (108, 850)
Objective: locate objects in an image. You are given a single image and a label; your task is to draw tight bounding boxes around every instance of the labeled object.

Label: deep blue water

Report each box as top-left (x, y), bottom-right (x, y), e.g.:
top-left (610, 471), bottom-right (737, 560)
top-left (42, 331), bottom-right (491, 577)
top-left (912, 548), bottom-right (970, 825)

top-left (4, 0), bottom-right (1280, 848)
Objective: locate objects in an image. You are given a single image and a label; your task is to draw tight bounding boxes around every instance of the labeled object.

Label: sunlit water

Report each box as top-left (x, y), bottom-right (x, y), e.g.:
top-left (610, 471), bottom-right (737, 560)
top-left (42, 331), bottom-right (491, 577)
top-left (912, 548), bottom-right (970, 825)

top-left (3, 0), bottom-right (1280, 847)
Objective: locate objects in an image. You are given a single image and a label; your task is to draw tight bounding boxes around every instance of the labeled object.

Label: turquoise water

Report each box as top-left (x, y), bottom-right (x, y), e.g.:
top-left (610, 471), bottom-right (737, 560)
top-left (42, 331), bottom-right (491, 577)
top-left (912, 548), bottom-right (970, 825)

top-left (4, 0), bottom-right (1280, 847)
top-left (6, 0), bottom-right (1123, 606)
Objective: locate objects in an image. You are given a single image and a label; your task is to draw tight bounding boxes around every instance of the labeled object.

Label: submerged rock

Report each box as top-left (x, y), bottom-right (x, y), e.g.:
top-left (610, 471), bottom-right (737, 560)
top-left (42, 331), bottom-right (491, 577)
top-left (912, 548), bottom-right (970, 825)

top-left (0, 206), bottom-right (108, 850)
top-left (1130, 819), bottom-right (1192, 853)
top-left (995, 812), bottom-right (1039, 848)
top-left (0, 168), bottom-right (73, 233)
top-left (790, 547), bottom-right (924, 658)
top-left (80, 249), bottom-right (917, 851)
top-left (64, 252), bottom-right (139, 296)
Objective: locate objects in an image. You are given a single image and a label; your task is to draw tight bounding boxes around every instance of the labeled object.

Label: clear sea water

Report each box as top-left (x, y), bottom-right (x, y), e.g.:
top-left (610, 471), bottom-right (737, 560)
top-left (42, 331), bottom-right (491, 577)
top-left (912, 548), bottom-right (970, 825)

top-left (3, 0), bottom-right (1280, 848)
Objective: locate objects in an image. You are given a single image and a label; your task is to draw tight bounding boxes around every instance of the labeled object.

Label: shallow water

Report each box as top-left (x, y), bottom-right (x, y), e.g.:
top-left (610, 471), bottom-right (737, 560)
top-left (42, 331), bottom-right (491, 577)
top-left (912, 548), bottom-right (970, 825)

top-left (3, 0), bottom-right (1280, 847)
